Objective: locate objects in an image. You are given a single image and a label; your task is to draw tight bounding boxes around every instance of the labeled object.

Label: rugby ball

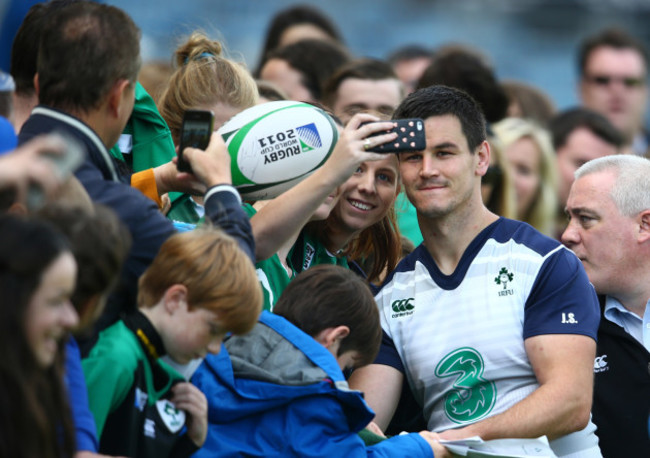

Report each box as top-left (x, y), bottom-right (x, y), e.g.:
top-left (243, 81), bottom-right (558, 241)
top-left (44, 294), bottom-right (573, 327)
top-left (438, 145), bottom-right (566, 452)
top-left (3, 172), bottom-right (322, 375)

top-left (217, 101), bottom-right (338, 200)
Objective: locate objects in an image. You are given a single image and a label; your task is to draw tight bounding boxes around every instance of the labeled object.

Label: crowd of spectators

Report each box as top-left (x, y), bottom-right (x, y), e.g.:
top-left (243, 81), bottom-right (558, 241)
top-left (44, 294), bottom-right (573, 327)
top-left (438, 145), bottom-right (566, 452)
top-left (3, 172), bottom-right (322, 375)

top-left (1, 2), bottom-right (649, 457)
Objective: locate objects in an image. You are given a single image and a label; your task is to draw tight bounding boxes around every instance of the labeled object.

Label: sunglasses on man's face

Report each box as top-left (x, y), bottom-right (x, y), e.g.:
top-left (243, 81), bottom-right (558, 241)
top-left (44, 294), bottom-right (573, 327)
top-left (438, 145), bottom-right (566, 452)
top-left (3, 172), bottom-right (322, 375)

top-left (584, 74), bottom-right (646, 89)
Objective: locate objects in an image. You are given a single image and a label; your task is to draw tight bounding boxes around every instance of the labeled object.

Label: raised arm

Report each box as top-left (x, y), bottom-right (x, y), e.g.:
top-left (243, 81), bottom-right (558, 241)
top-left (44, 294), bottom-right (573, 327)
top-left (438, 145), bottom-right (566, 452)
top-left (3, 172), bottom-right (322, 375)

top-left (250, 113), bottom-right (398, 261)
top-left (0, 134), bottom-right (69, 204)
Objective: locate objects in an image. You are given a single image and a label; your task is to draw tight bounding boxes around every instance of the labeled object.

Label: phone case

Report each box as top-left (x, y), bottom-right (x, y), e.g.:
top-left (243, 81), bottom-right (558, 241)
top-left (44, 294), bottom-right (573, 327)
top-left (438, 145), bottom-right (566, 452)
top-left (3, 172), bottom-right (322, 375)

top-left (364, 118), bottom-right (426, 153)
top-left (178, 110), bottom-right (214, 173)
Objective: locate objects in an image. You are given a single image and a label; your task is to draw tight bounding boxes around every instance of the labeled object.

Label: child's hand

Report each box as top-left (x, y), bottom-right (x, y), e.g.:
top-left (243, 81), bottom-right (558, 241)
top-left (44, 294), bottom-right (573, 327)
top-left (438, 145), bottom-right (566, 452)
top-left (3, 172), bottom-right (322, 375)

top-left (418, 431), bottom-right (451, 457)
top-left (365, 421), bottom-right (386, 437)
top-left (171, 382), bottom-right (208, 447)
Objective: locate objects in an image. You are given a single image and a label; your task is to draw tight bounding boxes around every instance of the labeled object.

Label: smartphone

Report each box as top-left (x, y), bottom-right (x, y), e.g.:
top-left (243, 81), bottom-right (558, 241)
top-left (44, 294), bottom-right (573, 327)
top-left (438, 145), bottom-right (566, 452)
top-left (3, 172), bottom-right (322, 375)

top-left (178, 109), bottom-right (214, 173)
top-left (26, 131), bottom-right (84, 210)
top-left (362, 118), bottom-right (426, 153)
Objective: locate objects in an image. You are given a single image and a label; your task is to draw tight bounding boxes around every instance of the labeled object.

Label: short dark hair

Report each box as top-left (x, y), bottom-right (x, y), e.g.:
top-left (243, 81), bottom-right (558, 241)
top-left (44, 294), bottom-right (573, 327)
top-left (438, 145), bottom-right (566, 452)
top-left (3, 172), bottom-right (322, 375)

top-left (273, 265), bottom-right (382, 367)
top-left (578, 27), bottom-right (649, 76)
top-left (501, 79), bottom-right (557, 127)
top-left (417, 47), bottom-right (508, 123)
top-left (10, 1), bottom-right (80, 96)
top-left (264, 39), bottom-right (350, 102)
top-left (37, 2), bottom-right (141, 113)
top-left (549, 107), bottom-right (624, 151)
top-left (0, 93), bottom-right (11, 120)
top-left (387, 44), bottom-right (435, 65)
top-left (255, 79), bottom-right (288, 102)
top-left (256, 4), bottom-right (343, 74)
top-left (322, 58), bottom-right (399, 109)
top-left (393, 85), bottom-right (487, 151)
top-left (11, 2), bottom-right (48, 95)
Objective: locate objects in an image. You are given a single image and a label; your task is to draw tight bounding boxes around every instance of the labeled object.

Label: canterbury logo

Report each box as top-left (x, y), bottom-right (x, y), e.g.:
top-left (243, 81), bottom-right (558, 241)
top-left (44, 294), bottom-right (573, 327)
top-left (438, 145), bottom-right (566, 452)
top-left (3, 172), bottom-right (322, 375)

top-left (392, 298), bottom-right (414, 312)
top-left (594, 355), bottom-right (609, 373)
top-left (391, 298), bottom-right (415, 318)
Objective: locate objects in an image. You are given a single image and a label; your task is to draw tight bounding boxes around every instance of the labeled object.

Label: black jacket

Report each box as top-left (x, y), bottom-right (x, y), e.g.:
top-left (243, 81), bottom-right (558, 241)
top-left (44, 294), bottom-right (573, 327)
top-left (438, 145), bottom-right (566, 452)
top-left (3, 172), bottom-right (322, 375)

top-left (19, 106), bottom-right (255, 350)
top-left (592, 295), bottom-right (650, 457)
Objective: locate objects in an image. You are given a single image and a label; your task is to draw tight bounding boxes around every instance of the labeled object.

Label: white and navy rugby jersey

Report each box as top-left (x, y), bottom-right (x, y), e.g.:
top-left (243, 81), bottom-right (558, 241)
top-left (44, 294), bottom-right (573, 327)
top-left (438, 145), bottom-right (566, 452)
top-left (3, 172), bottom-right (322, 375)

top-left (376, 218), bottom-right (601, 456)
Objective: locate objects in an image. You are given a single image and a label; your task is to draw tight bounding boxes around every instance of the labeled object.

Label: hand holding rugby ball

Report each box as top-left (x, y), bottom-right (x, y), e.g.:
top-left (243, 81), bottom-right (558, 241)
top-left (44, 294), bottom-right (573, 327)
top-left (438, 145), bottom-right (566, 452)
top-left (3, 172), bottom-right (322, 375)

top-left (217, 101), bottom-right (339, 200)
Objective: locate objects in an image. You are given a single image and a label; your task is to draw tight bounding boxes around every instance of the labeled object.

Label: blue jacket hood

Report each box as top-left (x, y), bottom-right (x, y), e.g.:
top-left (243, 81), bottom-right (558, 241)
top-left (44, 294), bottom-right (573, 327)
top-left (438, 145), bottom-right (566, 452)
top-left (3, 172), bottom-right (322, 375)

top-left (193, 311), bottom-right (374, 432)
top-left (192, 311), bottom-right (433, 458)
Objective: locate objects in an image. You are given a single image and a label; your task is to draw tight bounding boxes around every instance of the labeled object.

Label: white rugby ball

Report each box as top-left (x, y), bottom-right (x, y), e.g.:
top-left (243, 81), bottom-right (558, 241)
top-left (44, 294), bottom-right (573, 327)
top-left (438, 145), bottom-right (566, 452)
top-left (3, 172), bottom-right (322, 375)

top-left (217, 101), bottom-right (338, 200)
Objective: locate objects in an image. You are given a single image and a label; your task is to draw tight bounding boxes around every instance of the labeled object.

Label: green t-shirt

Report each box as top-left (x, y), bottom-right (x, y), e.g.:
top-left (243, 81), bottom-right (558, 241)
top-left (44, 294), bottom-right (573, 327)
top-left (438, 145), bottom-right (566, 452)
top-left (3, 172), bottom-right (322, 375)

top-left (245, 204), bottom-right (351, 311)
top-left (256, 254), bottom-right (294, 312)
top-left (110, 82), bottom-right (176, 172)
top-left (166, 193), bottom-right (204, 225)
top-left (244, 204), bottom-right (294, 312)
top-left (395, 191), bottom-right (423, 247)
top-left (288, 228), bottom-right (349, 273)
top-left (82, 320), bottom-right (184, 452)
top-left (110, 81), bottom-right (184, 205)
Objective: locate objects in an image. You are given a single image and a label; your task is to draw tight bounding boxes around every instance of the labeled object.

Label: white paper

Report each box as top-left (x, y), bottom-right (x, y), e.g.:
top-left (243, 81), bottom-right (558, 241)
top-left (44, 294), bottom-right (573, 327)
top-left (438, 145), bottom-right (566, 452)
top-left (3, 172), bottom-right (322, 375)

top-left (439, 436), bottom-right (557, 458)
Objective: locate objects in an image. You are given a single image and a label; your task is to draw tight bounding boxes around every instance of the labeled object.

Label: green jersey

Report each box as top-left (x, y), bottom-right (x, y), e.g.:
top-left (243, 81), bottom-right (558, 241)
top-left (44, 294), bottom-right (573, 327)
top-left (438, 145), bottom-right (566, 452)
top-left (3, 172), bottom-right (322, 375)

top-left (395, 191), bottom-right (423, 247)
top-left (243, 204), bottom-right (294, 311)
top-left (83, 317), bottom-right (195, 457)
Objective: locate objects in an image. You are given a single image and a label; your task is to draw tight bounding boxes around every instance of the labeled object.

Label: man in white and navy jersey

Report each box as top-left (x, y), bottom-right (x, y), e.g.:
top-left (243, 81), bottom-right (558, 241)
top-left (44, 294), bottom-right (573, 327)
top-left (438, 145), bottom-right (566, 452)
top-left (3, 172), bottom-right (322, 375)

top-left (349, 85), bottom-right (602, 457)
top-left (563, 155), bottom-right (650, 457)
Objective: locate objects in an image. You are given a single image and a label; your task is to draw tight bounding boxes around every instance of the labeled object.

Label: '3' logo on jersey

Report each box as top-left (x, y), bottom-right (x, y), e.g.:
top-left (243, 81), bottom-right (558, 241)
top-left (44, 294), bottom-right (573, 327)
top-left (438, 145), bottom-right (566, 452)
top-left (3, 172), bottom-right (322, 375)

top-left (435, 347), bottom-right (496, 424)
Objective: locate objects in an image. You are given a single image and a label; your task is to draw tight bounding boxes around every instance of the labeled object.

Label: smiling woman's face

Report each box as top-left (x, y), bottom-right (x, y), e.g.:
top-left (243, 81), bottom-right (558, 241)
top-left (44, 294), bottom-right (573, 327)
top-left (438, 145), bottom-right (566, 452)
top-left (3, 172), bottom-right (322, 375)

top-left (330, 155), bottom-right (399, 237)
top-left (25, 252), bottom-right (78, 368)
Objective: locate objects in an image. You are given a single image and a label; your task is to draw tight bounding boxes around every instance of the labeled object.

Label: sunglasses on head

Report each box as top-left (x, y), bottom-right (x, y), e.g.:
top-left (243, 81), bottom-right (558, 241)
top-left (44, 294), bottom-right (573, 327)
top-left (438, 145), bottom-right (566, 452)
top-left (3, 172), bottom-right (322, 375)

top-left (584, 74), bottom-right (646, 88)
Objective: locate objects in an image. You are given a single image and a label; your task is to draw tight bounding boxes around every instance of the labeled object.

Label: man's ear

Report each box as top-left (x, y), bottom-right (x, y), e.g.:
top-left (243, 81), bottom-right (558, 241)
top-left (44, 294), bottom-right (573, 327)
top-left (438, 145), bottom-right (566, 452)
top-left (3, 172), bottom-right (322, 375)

top-left (162, 284), bottom-right (189, 315)
top-left (315, 325), bottom-right (350, 350)
top-left (476, 140), bottom-right (490, 177)
top-left (638, 209), bottom-right (650, 243)
top-left (33, 73), bottom-right (39, 96)
top-left (107, 79), bottom-right (131, 118)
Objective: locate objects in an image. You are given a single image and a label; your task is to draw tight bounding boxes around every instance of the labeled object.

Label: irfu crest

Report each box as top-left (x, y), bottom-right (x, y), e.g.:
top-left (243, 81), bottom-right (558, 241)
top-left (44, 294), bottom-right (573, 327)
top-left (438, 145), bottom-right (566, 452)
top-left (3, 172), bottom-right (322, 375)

top-left (494, 267), bottom-right (514, 290)
top-left (156, 399), bottom-right (186, 433)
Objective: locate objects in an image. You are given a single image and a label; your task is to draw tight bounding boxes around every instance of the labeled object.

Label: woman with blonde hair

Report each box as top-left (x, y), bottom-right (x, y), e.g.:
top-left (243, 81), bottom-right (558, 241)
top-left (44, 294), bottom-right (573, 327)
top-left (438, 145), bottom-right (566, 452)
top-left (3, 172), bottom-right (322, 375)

top-left (159, 31), bottom-right (258, 140)
top-left (493, 117), bottom-right (558, 236)
top-left (158, 31), bottom-right (258, 223)
top-left (483, 130), bottom-right (517, 220)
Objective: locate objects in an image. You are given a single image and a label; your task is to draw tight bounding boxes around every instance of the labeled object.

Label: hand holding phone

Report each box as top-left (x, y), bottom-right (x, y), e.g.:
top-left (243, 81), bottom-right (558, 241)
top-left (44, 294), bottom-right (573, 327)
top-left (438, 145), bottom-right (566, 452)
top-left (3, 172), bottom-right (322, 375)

top-left (361, 118), bottom-right (426, 153)
top-left (178, 110), bottom-right (215, 173)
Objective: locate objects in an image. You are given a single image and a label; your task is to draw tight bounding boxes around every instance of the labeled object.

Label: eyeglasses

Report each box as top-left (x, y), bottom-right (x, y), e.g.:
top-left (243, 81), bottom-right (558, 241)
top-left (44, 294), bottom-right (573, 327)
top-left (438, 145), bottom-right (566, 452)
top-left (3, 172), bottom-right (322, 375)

top-left (584, 74), bottom-right (646, 88)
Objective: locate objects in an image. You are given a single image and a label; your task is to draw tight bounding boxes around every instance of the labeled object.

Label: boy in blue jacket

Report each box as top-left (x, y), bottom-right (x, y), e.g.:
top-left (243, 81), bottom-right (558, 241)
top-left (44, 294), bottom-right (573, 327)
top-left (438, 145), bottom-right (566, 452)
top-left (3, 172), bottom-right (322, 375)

top-left (192, 265), bottom-right (448, 457)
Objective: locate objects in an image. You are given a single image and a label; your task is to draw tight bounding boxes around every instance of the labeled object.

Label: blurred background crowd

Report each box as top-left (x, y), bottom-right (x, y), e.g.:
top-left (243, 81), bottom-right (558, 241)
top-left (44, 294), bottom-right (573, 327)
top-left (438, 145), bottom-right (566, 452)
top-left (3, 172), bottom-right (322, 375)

top-left (4, 0), bottom-right (650, 122)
